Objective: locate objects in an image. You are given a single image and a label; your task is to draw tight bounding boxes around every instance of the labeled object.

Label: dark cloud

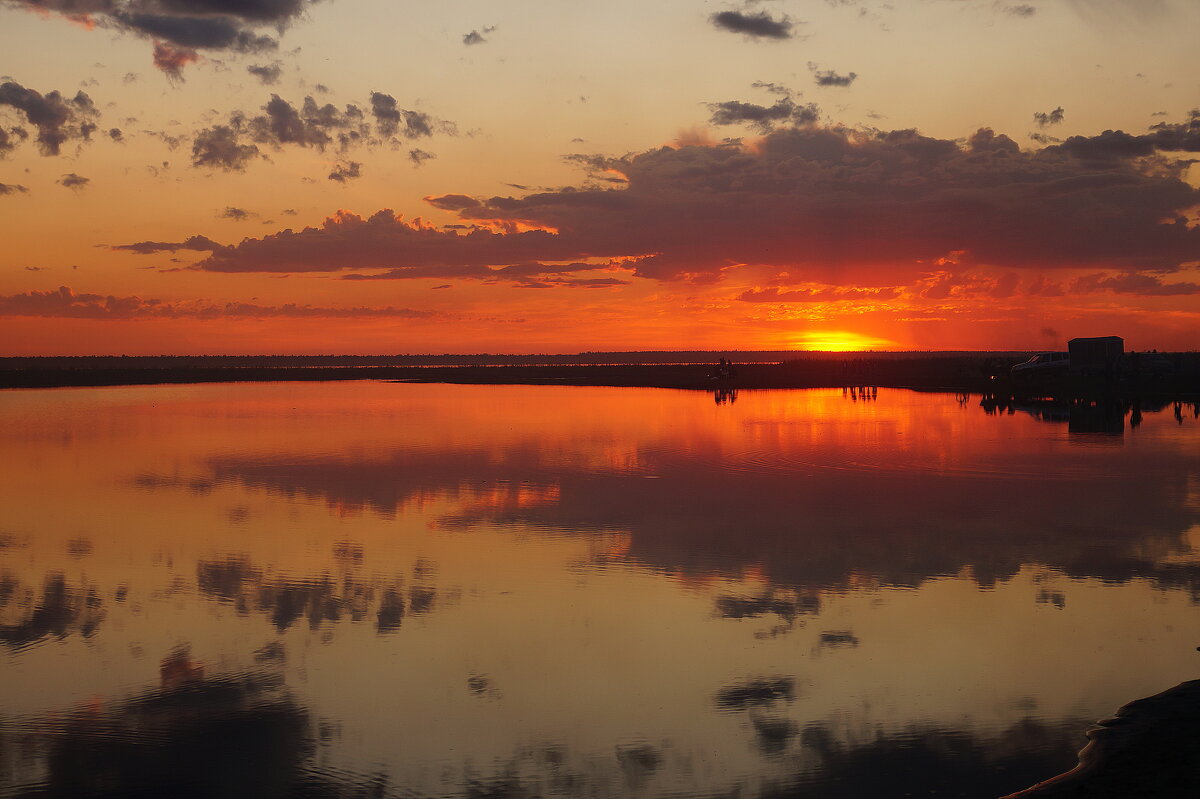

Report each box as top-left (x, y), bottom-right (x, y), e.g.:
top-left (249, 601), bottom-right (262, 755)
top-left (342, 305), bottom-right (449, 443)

top-left (369, 92), bottom-right (435, 138)
top-left (58, 172), bottom-right (90, 190)
top-left (133, 111), bottom-right (1200, 286)
top-left (1006, 4), bottom-right (1036, 16)
top-left (191, 124), bottom-right (259, 170)
top-left (0, 286), bottom-right (442, 319)
top-left (116, 13), bottom-right (268, 50)
top-left (810, 66), bottom-right (858, 87)
top-left (327, 159), bottom-right (361, 182)
top-left (0, 182), bottom-right (29, 195)
top-left (187, 91), bottom-right (450, 172)
top-left (424, 194), bottom-right (482, 211)
top-left (5, 0), bottom-right (313, 76)
top-left (709, 10), bottom-right (794, 39)
top-left (409, 148), bottom-right (435, 166)
top-left (151, 41), bottom-right (200, 79)
top-left (1070, 271), bottom-right (1200, 296)
top-left (107, 127), bottom-right (123, 141)
top-left (219, 206), bottom-right (254, 220)
top-left (0, 81), bottom-right (98, 156)
top-left (708, 98), bottom-right (819, 133)
top-left (463, 24), bottom-right (496, 45)
top-left (181, 210), bottom-right (576, 275)
top-left (112, 234), bottom-right (224, 254)
top-left (369, 91), bottom-right (401, 135)
top-left (249, 93), bottom-right (343, 148)
top-left (246, 62), bottom-right (283, 85)
top-left (1028, 131), bottom-right (1060, 145)
top-left (0, 127), bottom-right (16, 156)
top-left (1034, 106), bottom-right (1065, 127)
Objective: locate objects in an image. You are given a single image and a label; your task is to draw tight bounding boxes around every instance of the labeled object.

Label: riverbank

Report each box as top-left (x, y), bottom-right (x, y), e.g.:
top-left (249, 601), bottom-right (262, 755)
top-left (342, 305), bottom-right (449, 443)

top-left (1004, 679), bottom-right (1200, 798)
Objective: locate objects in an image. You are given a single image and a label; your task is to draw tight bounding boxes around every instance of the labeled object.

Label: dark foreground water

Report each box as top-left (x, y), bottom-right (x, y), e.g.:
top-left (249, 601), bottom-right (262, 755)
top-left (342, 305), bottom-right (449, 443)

top-left (1, 383), bottom-right (1198, 798)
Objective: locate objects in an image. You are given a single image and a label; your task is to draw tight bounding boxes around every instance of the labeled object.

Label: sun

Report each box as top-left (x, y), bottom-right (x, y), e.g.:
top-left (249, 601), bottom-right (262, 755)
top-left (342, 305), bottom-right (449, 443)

top-left (792, 331), bottom-right (900, 352)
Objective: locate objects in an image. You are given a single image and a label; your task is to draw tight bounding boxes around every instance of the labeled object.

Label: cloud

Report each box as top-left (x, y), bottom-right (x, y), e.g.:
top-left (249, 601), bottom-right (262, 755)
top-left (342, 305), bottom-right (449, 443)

top-left (709, 10), bottom-right (794, 39)
top-left (0, 81), bottom-right (99, 156)
top-left (107, 127), bottom-right (123, 142)
top-left (708, 98), bottom-right (820, 133)
top-left (112, 234), bottom-right (224, 254)
top-left (0, 286), bottom-right (442, 320)
top-left (737, 286), bottom-right (901, 302)
top-left (327, 160), bottom-right (361, 182)
top-left (122, 110), bottom-right (1200, 289)
top-left (191, 123), bottom-right (260, 170)
top-left (151, 41), bottom-right (200, 80)
top-left (809, 65), bottom-right (858, 87)
top-left (424, 194), bottom-right (482, 211)
top-left (1070, 271), bottom-right (1200, 296)
top-left (187, 91), bottom-right (453, 172)
top-left (0, 182), bottom-right (30, 195)
top-left (463, 24), bottom-right (496, 45)
top-left (369, 92), bottom-right (436, 138)
top-left (219, 206), bottom-right (254, 220)
top-left (246, 63), bottom-right (283, 85)
top-left (1034, 106), bottom-right (1065, 127)
top-left (1006, 4), bottom-right (1036, 16)
top-left (1048, 110), bottom-right (1200, 165)
top-left (408, 148), bottom-right (435, 166)
top-left (58, 173), bottom-right (90, 190)
top-left (0, 126), bottom-right (23, 156)
top-left (5, 0), bottom-right (314, 76)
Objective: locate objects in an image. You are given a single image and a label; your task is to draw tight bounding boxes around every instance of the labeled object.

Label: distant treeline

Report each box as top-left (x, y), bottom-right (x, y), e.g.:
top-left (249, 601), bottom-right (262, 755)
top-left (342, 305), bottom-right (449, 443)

top-left (2, 352), bottom-right (1196, 395)
top-left (0, 351), bottom-right (1036, 371)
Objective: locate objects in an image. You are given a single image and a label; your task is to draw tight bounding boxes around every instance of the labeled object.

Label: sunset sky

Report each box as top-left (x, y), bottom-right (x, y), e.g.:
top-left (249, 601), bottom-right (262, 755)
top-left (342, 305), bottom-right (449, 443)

top-left (1, 0), bottom-right (1198, 354)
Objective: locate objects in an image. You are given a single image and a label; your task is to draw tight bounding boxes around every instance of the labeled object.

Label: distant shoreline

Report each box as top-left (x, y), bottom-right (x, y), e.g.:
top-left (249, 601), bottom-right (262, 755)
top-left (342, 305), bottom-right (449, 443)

top-left (2, 354), bottom-right (1198, 396)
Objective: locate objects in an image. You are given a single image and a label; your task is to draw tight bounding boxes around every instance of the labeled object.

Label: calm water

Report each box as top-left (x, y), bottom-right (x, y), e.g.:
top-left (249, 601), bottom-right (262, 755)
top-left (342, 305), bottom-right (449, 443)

top-left (1, 382), bottom-right (1198, 798)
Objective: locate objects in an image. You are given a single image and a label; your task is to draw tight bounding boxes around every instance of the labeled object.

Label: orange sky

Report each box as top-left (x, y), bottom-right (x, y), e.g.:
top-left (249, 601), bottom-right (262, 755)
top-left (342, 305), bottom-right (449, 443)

top-left (1, 0), bottom-right (1198, 354)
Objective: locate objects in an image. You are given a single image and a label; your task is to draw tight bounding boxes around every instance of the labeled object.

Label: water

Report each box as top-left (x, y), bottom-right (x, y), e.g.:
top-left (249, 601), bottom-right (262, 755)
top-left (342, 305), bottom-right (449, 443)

top-left (1, 382), bottom-right (1197, 798)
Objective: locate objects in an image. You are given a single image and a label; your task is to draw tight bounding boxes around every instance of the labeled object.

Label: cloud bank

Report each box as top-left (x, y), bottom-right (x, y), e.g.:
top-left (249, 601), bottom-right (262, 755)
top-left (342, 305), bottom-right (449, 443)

top-left (0, 286), bottom-right (442, 319)
top-left (129, 109), bottom-right (1200, 293)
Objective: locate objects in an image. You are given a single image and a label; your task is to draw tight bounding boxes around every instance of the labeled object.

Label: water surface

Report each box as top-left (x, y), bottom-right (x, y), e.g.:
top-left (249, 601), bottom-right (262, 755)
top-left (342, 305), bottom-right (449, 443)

top-left (1, 383), bottom-right (1198, 798)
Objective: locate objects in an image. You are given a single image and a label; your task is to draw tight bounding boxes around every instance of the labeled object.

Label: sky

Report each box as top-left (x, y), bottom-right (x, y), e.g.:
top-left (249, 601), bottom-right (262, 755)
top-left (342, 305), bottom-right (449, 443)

top-left (1, 0), bottom-right (1198, 354)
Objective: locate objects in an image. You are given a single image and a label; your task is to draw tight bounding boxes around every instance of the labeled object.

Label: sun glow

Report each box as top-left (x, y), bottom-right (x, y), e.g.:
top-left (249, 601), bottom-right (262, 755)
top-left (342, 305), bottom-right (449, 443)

top-left (792, 331), bottom-right (900, 352)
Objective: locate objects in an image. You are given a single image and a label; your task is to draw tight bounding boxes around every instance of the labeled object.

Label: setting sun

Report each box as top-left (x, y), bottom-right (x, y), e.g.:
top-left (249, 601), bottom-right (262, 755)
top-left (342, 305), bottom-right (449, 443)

top-left (792, 332), bottom-right (900, 352)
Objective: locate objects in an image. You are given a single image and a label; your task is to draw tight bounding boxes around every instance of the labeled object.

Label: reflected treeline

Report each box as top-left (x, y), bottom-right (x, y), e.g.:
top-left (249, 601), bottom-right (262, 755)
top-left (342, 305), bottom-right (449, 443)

top-left (150, 419), bottom-right (1200, 599)
top-left (456, 456), bottom-right (1200, 597)
top-left (204, 448), bottom-right (541, 518)
top-left (339, 712), bottom-right (1087, 799)
top-left (978, 395), bottom-right (1200, 434)
top-left (0, 646), bottom-right (1129, 799)
top-left (765, 717), bottom-right (1086, 799)
top-left (841, 385), bottom-right (878, 402)
top-left (0, 651), bottom-right (399, 798)
top-left (196, 556), bottom-right (443, 633)
top-left (715, 677), bottom-right (797, 711)
top-left (0, 573), bottom-right (105, 651)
